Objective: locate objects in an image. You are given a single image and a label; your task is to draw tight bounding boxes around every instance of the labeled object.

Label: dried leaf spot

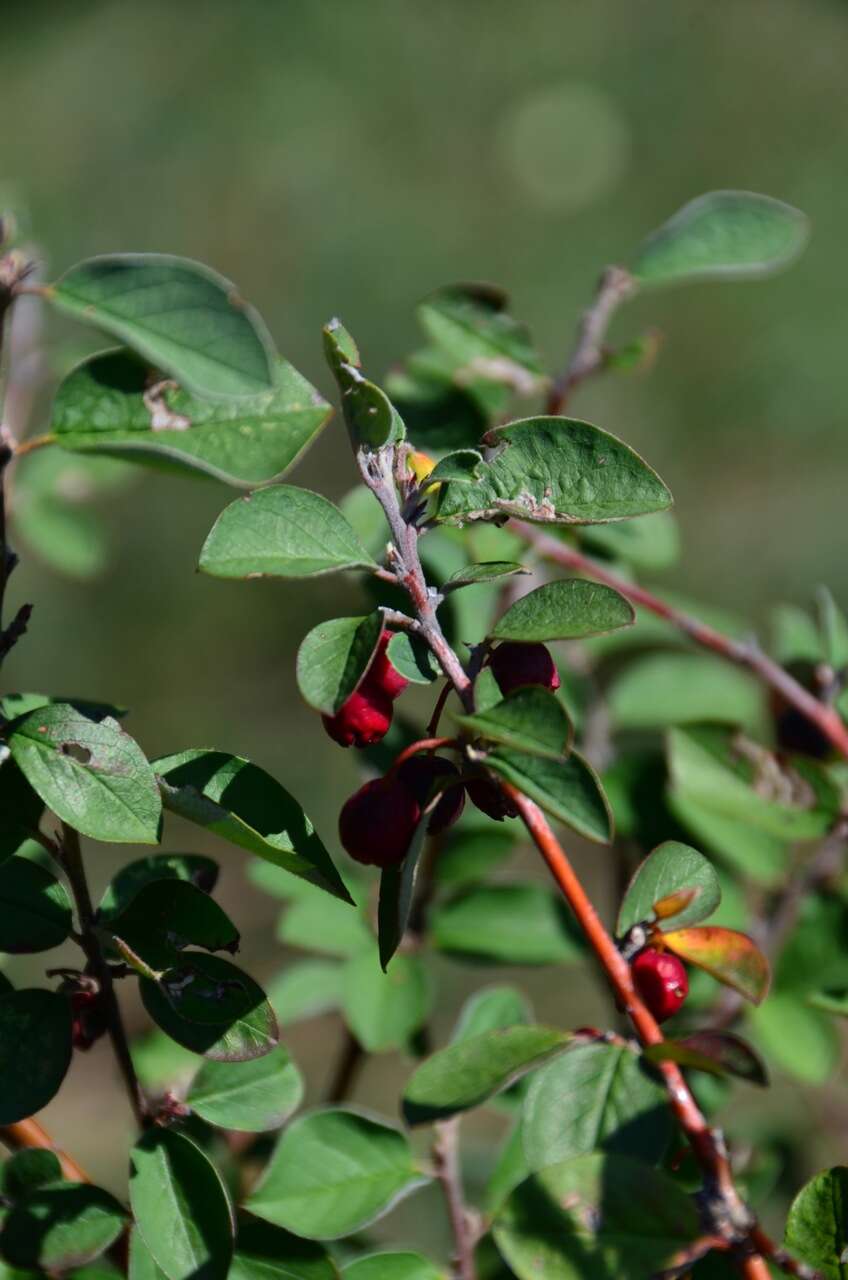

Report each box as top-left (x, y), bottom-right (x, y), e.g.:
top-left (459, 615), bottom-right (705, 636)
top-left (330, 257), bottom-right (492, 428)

top-left (60, 741), bottom-right (92, 765)
top-left (143, 377), bottom-right (191, 432)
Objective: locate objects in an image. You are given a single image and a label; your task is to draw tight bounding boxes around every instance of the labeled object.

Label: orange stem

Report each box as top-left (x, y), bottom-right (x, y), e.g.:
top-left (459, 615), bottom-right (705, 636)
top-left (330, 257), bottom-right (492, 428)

top-left (1, 1118), bottom-right (91, 1182)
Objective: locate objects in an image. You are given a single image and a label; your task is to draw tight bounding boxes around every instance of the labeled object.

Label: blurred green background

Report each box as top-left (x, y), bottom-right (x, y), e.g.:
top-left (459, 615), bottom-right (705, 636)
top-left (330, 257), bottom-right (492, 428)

top-left (2, 0), bottom-right (846, 1238)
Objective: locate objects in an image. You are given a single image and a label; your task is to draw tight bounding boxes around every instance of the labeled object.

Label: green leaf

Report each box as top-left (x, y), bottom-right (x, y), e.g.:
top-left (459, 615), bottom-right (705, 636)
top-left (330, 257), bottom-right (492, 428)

top-left (817, 587), bottom-right (848, 671)
top-left (631, 190), bottom-right (809, 286)
top-left (9, 704), bottom-right (161, 844)
top-left (376, 812), bottom-right (430, 970)
top-left (1, 1149), bottom-right (63, 1197)
top-left (458, 688), bottom-right (572, 761)
top-left (0, 989), bottom-right (73, 1123)
top-left (608, 653), bottom-right (765, 731)
top-left (267, 961), bottom-right (343, 1027)
top-left (579, 510), bottom-right (680, 572)
top-left (131, 1029), bottom-right (199, 1092)
top-left (426, 451), bottom-right (485, 485)
top-left (0, 1184), bottom-right (126, 1271)
top-left (748, 993), bottom-right (840, 1085)
top-left (341, 951), bottom-right (431, 1053)
top-left (50, 255), bottom-right (274, 399)
top-left (52, 349), bottom-right (330, 487)
top-left (246, 1108), bottom-right (428, 1240)
top-left (493, 1153), bottom-right (701, 1280)
top-left (0, 758), bottom-right (44, 862)
top-left (129, 1128), bottom-right (235, 1280)
top-left (485, 749), bottom-right (613, 844)
top-left (403, 1025), bottom-right (570, 1126)
top-left (667, 787), bottom-right (789, 888)
top-left (323, 320), bottom-right (405, 449)
top-left (188, 1045), bottom-right (303, 1132)
top-left (231, 1220), bottom-right (340, 1280)
top-left (667, 726), bottom-right (840, 841)
top-left (644, 1031), bottom-right (767, 1087)
top-left (278, 894), bottom-right (372, 958)
top-left (522, 1042), bottom-right (671, 1170)
top-left (343, 1253), bottom-right (443, 1280)
top-left (492, 580), bottom-right (634, 643)
top-left (434, 824), bottom-right (515, 888)
top-left (385, 633), bottom-right (440, 684)
top-left (435, 417), bottom-right (671, 526)
top-left (199, 486), bottom-right (377, 580)
top-left (452, 986), bottom-right (532, 1042)
top-left (784, 1167), bottom-right (848, 1280)
top-left (0, 692), bottom-right (127, 722)
top-left (296, 614), bottom-right (384, 714)
top-left (418, 284), bottom-right (542, 382)
top-left (617, 841), bottom-right (721, 936)
top-left (432, 884), bottom-right (583, 966)
top-left (0, 856), bottom-right (72, 953)
top-left (443, 562), bottom-right (529, 591)
top-left (98, 854), bottom-right (219, 922)
top-left (155, 750), bottom-right (351, 903)
top-left (129, 1228), bottom-right (172, 1280)
top-left (662, 926), bottom-right (770, 1004)
top-left (141, 954), bottom-right (279, 1062)
top-left (108, 879), bottom-right (239, 975)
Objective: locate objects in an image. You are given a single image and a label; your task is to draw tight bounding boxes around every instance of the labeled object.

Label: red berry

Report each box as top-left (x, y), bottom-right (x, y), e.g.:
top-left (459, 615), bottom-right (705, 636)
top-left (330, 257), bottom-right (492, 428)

top-left (70, 989), bottom-right (108, 1051)
top-left (490, 642), bottom-right (561, 697)
top-left (466, 776), bottom-right (518, 822)
top-left (396, 755), bottom-right (465, 834)
top-left (631, 948), bottom-right (688, 1023)
top-left (367, 632), bottom-right (409, 701)
top-left (338, 776), bottom-right (421, 867)
top-left (322, 685), bottom-right (393, 748)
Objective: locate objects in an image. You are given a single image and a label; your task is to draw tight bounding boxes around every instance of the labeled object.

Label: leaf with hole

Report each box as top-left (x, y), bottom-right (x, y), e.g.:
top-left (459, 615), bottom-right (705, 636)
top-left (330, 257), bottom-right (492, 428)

top-left (341, 951), bottom-right (431, 1053)
top-left (296, 614), bottom-right (384, 714)
top-left (155, 749), bottom-right (350, 902)
top-left (200, 486), bottom-right (377, 580)
top-left (130, 1128), bottom-right (234, 1280)
top-left (0, 1183), bottom-right (126, 1271)
top-left (403, 1025), bottom-right (570, 1126)
top-left (522, 1041), bottom-right (672, 1171)
top-left (0, 855), bottom-right (72, 953)
top-left (246, 1108), bottom-right (428, 1240)
top-left (485, 749), bottom-right (613, 844)
top-left (141, 954), bottom-right (278, 1062)
top-left (457, 687), bottom-right (572, 761)
top-left (188, 1045), bottom-right (303, 1132)
top-left (492, 579), bottom-right (634, 643)
top-left (52, 349), bottom-right (330, 487)
top-left (8, 704), bottom-right (161, 844)
top-left (631, 190), bottom-right (809, 286)
top-left (617, 841), bottom-right (720, 936)
top-left (0, 989), bottom-right (72, 1123)
top-left (435, 417), bottom-right (672, 526)
top-left (662, 926), bottom-right (769, 1004)
top-left (49, 254), bottom-right (274, 399)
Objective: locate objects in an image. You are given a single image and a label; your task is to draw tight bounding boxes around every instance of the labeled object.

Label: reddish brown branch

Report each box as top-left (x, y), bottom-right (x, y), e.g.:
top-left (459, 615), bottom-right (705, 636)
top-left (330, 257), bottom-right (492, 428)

top-left (546, 265), bottom-right (635, 414)
top-left (517, 525), bottom-right (848, 760)
top-left (0, 1117), bottom-right (91, 1182)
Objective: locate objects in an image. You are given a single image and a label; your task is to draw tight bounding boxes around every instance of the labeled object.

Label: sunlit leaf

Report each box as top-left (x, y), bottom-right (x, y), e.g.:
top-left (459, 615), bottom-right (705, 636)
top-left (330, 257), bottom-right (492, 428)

top-left (662, 926), bottom-right (770, 1004)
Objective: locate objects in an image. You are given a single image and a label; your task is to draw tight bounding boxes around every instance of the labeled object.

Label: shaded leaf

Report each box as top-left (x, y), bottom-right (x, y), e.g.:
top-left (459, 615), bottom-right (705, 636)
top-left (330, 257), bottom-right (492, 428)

top-left (432, 884), bottom-right (583, 966)
top-left (444, 561), bottom-right (528, 591)
top-left (0, 757), bottom-right (44, 862)
top-left (199, 486), bottom-right (377, 580)
top-left (0, 856), bottom-right (72, 953)
top-left (9, 704), bottom-right (161, 844)
top-left (50, 254), bottom-right (274, 399)
top-left (457, 687), bottom-right (572, 761)
top-left (385, 633), bottom-right (440, 684)
top-left (296, 613), bottom-right (384, 714)
top-left (749, 992), bottom-right (840, 1085)
top-left (129, 1128), bottom-right (234, 1280)
top-left (246, 1108), bottom-right (427, 1240)
top-left (492, 579), bottom-right (634, 643)
top-left (52, 349), bottom-right (330, 487)
top-left (579, 510), bottom-right (680, 572)
top-left (0, 989), bottom-right (73, 1123)
top-left (342, 951), bottom-right (431, 1053)
top-left (155, 750), bottom-right (350, 902)
top-left (0, 1183), bottom-right (126, 1271)
top-left (608, 653), bottom-right (765, 731)
top-left (98, 854), bottom-right (219, 923)
top-left (278, 894), bottom-right (371, 958)
top-left (1, 1149), bottom-right (63, 1197)
top-left (376, 813), bottom-right (430, 969)
top-left (485, 749), bottom-right (613, 844)
top-left (141, 954), bottom-right (278, 1062)
top-left (188, 1045), bottom-right (303, 1132)
top-left (108, 879), bottom-right (239, 974)
top-left (617, 841), bottom-right (720, 936)
top-left (662, 927), bottom-right (770, 1004)
top-left (230, 1220), bottom-right (340, 1280)
top-left (784, 1167), bottom-right (848, 1280)
top-left (266, 961), bottom-right (344, 1027)
top-left (435, 417), bottom-right (671, 526)
top-left (644, 1031), bottom-right (767, 1086)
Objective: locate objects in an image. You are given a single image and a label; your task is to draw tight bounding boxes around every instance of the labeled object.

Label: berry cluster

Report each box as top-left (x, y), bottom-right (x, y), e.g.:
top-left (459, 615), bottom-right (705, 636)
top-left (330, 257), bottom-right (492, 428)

top-left (326, 638), bottom-right (561, 867)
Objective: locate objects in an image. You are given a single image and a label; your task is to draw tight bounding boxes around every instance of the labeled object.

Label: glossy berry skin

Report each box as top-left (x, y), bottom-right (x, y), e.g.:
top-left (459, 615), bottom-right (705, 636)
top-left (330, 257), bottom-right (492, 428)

top-left (367, 632), bottom-right (409, 701)
top-left (338, 776), bottom-right (421, 867)
top-left (631, 948), bottom-right (688, 1023)
top-left (322, 685), bottom-right (393, 748)
top-left (70, 989), bottom-right (108, 1051)
top-left (466, 776), bottom-right (519, 822)
top-left (396, 755), bottom-right (465, 834)
top-left (490, 642), bottom-right (561, 697)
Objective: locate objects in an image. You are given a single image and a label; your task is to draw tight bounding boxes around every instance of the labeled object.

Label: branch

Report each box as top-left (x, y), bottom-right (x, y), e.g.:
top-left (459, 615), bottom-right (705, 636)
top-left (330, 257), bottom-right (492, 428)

top-left (546, 265), bottom-right (635, 414)
top-left (516, 525), bottom-right (848, 760)
top-left (432, 1118), bottom-right (478, 1280)
top-left (0, 1117), bottom-right (91, 1183)
top-left (57, 823), bottom-right (147, 1128)
top-left (505, 786), bottom-right (820, 1280)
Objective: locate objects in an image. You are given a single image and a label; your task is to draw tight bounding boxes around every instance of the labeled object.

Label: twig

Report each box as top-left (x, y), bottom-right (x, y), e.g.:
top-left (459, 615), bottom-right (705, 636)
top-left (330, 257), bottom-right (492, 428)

top-left (324, 1027), bottom-right (365, 1104)
top-left (432, 1118), bottom-right (477, 1280)
top-left (546, 265), bottom-right (635, 414)
top-left (57, 823), bottom-right (147, 1128)
top-left (516, 525), bottom-right (848, 761)
top-left (0, 599), bottom-right (32, 662)
top-left (0, 1117), bottom-right (91, 1183)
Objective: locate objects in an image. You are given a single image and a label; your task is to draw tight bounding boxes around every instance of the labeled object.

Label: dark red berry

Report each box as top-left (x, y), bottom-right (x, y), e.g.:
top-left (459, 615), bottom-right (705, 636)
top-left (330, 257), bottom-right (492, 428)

top-left (322, 685), bottom-right (393, 748)
top-left (396, 755), bottom-right (465, 834)
top-left (466, 776), bottom-right (518, 822)
top-left (339, 776), bottom-right (421, 867)
top-left (490, 642), bottom-right (561, 697)
top-left (70, 989), bottom-right (108, 1051)
top-left (367, 632), bottom-right (409, 701)
top-left (631, 947), bottom-right (688, 1023)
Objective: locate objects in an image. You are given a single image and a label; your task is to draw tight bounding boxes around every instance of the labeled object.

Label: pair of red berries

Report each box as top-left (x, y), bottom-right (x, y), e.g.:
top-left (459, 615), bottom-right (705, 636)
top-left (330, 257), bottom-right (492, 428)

top-left (631, 947), bottom-right (688, 1022)
top-left (322, 631), bottom-right (409, 748)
